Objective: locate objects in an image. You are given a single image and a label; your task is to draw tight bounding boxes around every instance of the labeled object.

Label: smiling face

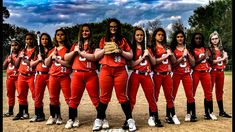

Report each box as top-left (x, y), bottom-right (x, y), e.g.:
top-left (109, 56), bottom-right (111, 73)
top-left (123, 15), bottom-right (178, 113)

top-left (81, 26), bottom-right (90, 39)
top-left (109, 21), bottom-right (118, 35)
top-left (135, 30), bottom-right (144, 44)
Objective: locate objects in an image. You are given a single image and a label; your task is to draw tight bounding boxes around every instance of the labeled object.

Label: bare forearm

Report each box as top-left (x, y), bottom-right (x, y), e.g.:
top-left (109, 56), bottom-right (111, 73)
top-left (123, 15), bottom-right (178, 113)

top-left (64, 51), bottom-right (76, 61)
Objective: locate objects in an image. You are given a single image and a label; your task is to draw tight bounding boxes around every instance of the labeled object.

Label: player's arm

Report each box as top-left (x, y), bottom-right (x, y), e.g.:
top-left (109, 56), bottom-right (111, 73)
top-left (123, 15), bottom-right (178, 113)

top-left (79, 51), bottom-right (96, 61)
top-left (188, 51), bottom-right (195, 67)
top-left (120, 49), bottom-right (133, 60)
top-left (44, 51), bottom-right (55, 67)
top-left (64, 50), bottom-right (77, 61)
top-left (131, 49), bottom-right (148, 67)
top-left (54, 58), bottom-right (71, 67)
top-left (15, 51), bottom-right (24, 68)
top-left (94, 48), bottom-right (105, 60)
top-left (30, 53), bottom-right (42, 67)
top-left (3, 56), bottom-right (10, 70)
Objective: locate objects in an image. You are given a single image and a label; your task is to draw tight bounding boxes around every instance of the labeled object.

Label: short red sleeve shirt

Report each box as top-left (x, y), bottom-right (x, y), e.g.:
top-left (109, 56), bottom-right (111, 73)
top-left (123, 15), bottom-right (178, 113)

top-left (132, 48), bottom-right (152, 72)
top-left (172, 48), bottom-right (191, 73)
top-left (193, 47), bottom-right (210, 71)
top-left (18, 48), bottom-right (36, 74)
top-left (70, 43), bottom-right (98, 71)
top-left (6, 54), bottom-right (18, 78)
top-left (211, 49), bottom-right (225, 69)
top-left (153, 46), bottom-right (172, 72)
top-left (99, 37), bottom-right (131, 67)
top-left (48, 47), bottom-right (71, 76)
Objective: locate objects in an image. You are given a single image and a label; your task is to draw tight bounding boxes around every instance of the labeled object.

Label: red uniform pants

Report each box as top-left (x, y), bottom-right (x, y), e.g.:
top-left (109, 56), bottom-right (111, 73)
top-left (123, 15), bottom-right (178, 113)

top-left (128, 72), bottom-right (157, 112)
top-left (34, 74), bottom-right (49, 108)
top-left (69, 71), bottom-right (100, 108)
top-left (17, 74), bottom-right (35, 105)
top-left (6, 77), bottom-right (18, 107)
top-left (192, 71), bottom-right (212, 101)
top-left (211, 70), bottom-right (224, 101)
top-left (172, 72), bottom-right (195, 103)
top-left (99, 65), bottom-right (129, 104)
top-left (153, 73), bottom-right (174, 108)
top-left (49, 75), bottom-right (71, 105)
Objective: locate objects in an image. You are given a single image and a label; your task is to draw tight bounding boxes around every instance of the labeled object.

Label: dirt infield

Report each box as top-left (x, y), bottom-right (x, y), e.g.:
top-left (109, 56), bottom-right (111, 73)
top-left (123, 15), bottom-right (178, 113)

top-left (3, 73), bottom-right (232, 132)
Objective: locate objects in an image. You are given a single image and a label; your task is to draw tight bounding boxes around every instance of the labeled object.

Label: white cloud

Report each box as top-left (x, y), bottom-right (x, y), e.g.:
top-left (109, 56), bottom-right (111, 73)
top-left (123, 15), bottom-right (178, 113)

top-left (168, 16), bottom-right (181, 20)
top-left (166, 23), bottom-right (173, 31)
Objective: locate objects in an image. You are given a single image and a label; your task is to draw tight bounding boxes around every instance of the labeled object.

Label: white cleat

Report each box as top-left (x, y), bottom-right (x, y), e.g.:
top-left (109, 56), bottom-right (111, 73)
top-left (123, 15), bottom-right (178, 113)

top-left (29, 115), bottom-right (37, 122)
top-left (92, 118), bottom-right (102, 131)
top-left (185, 114), bottom-right (191, 122)
top-left (209, 113), bottom-right (218, 120)
top-left (172, 115), bottom-right (181, 125)
top-left (65, 119), bottom-right (73, 129)
top-left (127, 118), bottom-right (137, 132)
top-left (102, 119), bottom-right (109, 129)
top-left (56, 117), bottom-right (63, 125)
top-left (46, 116), bottom-right (56, 125)
top-left (73, 119), bottom-right (80, 127)
top-left (148, 116), bottom-right (156, 127)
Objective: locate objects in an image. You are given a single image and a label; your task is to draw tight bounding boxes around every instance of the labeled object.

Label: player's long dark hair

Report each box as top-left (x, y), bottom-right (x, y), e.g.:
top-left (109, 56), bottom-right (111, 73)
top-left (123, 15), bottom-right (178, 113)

top-left (208, 31), bottom-right (224, 60)
top-left (151, 27), bottom-right (167, 56)
top-left (131, 27), bottom-right (145, 60)
top-left (170, 30), bottom-right (186, 52)
top-left (53, 28), bottom-right (71, 51)
top-left (24, 32), bottom-right (37, 59)
top-left (190, 32), bottom-right (205, 56)
top-left (39, 33), bottom-right (53, 59)
top-left (105, 18), bottom-right (123, 45)
top-left (78, 23), bottom-right (97, 53)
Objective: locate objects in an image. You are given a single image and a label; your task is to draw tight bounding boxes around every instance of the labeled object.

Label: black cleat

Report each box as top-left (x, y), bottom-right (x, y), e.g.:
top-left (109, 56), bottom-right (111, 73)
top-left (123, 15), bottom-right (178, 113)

top-left (122, 120), bottom-right (129, 130)
top-left (204, 114), bottom-right (211, 120)
top-left (3, 112), bottom-right (14, 117)
top-left (190, 115), bottom-right (197, 122)
top-left (219, 112), bottom-right (232, 118)
top-left (13, 113), bottom-right (24, 120)
top-left (165, 117), bottom-right (174, 124)
top-left (155, 119), bottom-right (163, 127)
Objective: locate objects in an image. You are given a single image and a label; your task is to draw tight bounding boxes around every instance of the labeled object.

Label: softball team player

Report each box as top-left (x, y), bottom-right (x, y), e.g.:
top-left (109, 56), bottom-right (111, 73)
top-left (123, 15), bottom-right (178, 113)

top-left (45, 28), bottom-right (71, 125)
top-left (208, 31), bottom-right (231, 118)
top-left (127, 27), bottom-right (163, 127)
top-left (150, 28), bottom-right (180, 125)
top-left (94, 18), bottom-right (136, 131)
top-left (170, 30), bottom-right (197, 122)
top-left (3, 40), bottom-right (21, 117)
top-left (190, 33), bottom-right (217, 120)
top-left (64, 24), bottom-right (100, 129)
top-left (13, 33), bottom-right (37, 120)
top-left (29, 33), bottom-right (53, 122)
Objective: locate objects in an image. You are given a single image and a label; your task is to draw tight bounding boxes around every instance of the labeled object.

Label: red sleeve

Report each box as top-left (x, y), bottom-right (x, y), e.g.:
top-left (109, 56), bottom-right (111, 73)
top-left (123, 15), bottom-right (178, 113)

top-left (48, 48), bottom-right (54, 57)
top-left (99, 37), bottom-right (105, 49)
top-left (70, 43), bottom-right (76, 52)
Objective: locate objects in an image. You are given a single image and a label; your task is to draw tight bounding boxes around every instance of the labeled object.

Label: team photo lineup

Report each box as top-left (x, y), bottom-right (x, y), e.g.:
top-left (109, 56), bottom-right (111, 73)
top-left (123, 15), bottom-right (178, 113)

top-left (3, 17), bottom-right (232, 132)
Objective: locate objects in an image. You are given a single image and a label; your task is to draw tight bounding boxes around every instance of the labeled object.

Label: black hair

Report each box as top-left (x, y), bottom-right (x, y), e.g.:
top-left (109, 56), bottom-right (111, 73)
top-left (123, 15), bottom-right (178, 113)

top-left (170, 30), bottom-right (186, 52)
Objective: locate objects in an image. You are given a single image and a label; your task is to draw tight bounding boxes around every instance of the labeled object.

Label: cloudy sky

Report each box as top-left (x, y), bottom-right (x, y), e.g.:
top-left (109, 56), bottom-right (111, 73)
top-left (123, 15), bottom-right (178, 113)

top-left (4, 0), bottom-right (211, 37)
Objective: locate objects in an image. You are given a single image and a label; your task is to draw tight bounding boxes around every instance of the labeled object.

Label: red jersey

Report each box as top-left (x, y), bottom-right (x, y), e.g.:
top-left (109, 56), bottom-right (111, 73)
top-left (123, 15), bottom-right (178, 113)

top-left (18, 48), bottom-right (36, 74)
top-left (193, 47), bottom-right (210, 71)
top-left (153, 45), bottom-right (172, 72)
top-left (99, 37), bottom-right (131, 67)
top-left (6, 54), bottom-right (18, 78)
top-left (70, 43), bottom-right (97, 71)
top-left (132, 48), bottom-right (152, 72)
top-left (48, 47), bottom-right (71, 76)
top-left (173, 48), bottom-right (191, 73)
top-left (211, 49), bottom-right (225, 69)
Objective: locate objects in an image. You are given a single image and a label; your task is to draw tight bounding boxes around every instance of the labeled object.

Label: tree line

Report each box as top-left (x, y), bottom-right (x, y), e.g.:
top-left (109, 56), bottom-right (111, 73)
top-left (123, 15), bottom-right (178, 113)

top-left (2, 0), bottom-right (232, 66)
